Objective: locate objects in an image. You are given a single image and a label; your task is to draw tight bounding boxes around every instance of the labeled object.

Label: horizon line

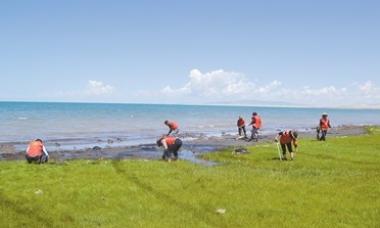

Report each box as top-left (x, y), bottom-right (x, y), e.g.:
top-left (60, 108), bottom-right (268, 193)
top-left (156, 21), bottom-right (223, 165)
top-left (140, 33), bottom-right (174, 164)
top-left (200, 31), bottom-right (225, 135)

top-left (1, 99), bottom-right (379, 111)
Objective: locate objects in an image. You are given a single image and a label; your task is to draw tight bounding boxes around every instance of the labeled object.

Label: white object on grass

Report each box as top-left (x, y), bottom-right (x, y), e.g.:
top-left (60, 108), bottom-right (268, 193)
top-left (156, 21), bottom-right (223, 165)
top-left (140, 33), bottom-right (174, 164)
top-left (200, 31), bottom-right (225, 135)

top-left (276, 137), bottom-right (283, 161)
top-left (216, 208), bottom-right (226, 214)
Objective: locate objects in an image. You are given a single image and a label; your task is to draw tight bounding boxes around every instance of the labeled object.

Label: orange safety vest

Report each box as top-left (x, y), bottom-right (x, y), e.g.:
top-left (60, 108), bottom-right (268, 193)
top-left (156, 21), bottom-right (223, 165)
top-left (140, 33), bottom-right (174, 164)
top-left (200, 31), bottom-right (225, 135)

top-left (252, 116), bottom-right (262, 129)
top-left (320, 118), bottom-right (330, 130)
top-left (168, 121), bottom-right (179, 130)
top-left (165, 136), bottom-right (176, 146)
top-left (280, 131), bottom-right (293, 144)
top-left (27, 141), bottom-right (43, 157)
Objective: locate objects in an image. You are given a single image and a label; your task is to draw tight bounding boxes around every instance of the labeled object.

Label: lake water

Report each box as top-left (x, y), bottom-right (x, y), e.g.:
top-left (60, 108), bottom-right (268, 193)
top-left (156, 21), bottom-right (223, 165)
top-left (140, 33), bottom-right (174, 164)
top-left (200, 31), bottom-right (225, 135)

top-left (0, 102), bottom-right (379, 150)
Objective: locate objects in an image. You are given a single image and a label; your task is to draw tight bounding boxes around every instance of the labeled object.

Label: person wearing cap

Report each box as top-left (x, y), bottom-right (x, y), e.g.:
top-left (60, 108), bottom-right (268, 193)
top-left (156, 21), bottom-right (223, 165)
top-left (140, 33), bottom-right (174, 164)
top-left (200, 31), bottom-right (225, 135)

top-left (156, 135), bottom-right (182, 161)
top-left (248, 112), bottom-right (262, 141)
top-left (25, 139), bottom-right (49, 164)
top-left (318, 113), bottom-right (331, 141)
top-left (237, 116), bottom-right (247, 138)
top-left (276, 130), bottom-right (298, 160)
top-left (164, 120), bottom-right (180, 136)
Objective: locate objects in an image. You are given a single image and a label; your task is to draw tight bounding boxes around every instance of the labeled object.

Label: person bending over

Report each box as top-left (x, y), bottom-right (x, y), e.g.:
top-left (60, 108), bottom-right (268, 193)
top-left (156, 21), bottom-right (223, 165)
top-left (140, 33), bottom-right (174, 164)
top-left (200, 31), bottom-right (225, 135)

top-left (25, 139), bottom-right (49, 164)
top-left (276, 130), bottom-right (298, 160)
top-left (248, 112), bottom-right (262, 141)
top-left (164, 120), bottom-right (179, 136)
top-left (237, 116), bottom-right (247, 138)
top-left (156, 136), bottom-right (182, 161)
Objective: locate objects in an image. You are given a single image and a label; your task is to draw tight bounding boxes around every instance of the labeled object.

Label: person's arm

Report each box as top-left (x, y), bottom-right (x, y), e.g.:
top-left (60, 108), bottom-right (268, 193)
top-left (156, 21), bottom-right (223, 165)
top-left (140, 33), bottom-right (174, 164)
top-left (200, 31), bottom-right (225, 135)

top-left (167, 129), bottom-right (173, 136)
top-left (328, 121), bottom-right (332, 128)
top-left (161, 139), bottom-right (168, 150)
top-left (42, 146), bottom-right (49, 156)
top-left (274, 132), bottom-right (282, 142)
top-left (26, 146), bottom-right (30, 154)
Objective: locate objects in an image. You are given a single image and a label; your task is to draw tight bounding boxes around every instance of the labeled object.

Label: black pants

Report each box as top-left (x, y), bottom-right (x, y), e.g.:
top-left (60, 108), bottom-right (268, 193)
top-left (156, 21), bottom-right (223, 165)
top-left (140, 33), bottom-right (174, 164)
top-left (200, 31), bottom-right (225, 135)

top-left (281, 143), bottom-right (293, 155)
top-left (238, 126), bottom-right (247, 137)
top-left (25, 154), bottom-right (48, 164)
top-left (320, 130), bottom-right (328, 141)
top-left (251, 127), bottom-right (259, 140)
top-left (163, 139), bottom-right (182, 160)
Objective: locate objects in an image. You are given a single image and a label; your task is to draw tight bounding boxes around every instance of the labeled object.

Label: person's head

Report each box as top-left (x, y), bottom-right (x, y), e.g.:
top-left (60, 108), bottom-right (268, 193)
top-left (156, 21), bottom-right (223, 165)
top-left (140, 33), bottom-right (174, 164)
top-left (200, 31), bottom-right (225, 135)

top-left (35, 139), bottom-right (43, 143)
top-left (252, 112), bottom-right (257, 116)
top-left (239, 116), bottom-right (243, 120)
top-left (164, 120), bottom-right (169, 125)
top-left (322, 113), bottom-right (328, 118)
top-left (291, 131), bottom-right (298, 139)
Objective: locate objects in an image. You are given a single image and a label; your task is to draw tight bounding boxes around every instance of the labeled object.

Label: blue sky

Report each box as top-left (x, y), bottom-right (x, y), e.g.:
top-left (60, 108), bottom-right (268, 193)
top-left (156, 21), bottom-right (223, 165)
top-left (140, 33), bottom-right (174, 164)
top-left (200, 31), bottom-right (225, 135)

top-left (1, 0), bottom-right (379, 107)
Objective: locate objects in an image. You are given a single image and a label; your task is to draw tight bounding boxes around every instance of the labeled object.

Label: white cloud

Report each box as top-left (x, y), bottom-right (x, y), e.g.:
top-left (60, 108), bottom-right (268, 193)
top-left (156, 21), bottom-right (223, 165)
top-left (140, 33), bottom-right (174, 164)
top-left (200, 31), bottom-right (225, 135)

top-left (161, 69), bottom-right (255, 97)
top-left (85, 80), bottom-right (114, 96)
top-left (153, 69), bottom-right (380, 107)
top-left (160, 69), bottom-right (285, 100)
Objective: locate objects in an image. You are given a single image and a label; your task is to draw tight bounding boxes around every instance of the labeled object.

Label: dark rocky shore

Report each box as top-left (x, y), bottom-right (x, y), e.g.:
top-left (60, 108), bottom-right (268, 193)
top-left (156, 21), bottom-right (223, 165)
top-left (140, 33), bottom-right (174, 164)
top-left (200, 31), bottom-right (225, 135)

top-left (0, 125), bottom-right (369, 163)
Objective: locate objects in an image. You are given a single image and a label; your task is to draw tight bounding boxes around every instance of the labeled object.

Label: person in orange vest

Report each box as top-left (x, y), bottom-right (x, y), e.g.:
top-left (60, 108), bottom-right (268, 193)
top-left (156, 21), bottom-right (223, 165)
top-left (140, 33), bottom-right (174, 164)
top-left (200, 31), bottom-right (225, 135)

top-left (164, 120), bottom-right (179, 136)
top-left (156, 136), bottom-right (182, 161)
top-left (248, 112), bottom-right (262, 141)
top-left (25, 139), bottom-right (49, 164)
top-left (318, 113), bottom-right (331, 141)
top-left (237, 116), bottom-right (247, 138)
top-left (276, 130), bottom-right (298, 160)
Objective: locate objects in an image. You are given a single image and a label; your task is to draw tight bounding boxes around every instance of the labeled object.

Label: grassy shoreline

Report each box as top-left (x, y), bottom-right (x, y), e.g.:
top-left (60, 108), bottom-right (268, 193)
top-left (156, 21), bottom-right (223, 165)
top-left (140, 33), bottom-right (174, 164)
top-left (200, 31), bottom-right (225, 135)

top-left (1, 127), bottom-right (380, 227)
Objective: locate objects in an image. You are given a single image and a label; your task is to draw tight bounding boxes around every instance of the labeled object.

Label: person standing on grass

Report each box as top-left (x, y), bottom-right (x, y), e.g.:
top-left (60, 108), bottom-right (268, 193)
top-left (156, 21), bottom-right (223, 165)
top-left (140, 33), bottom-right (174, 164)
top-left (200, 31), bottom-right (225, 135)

top-left (249, 112), bottom-right (262, 141)
top-left (25, 139), bottom-right (49, 164)
top-left (164, 120), bottom-right (179, 136)
top-left (156, 135), bottom-right (182, 162)
top-left (237, 116), bottom-right (247, 138)
top-left (276, 130), bottom-right (298, 160)
top-left (318, 113), bottom-right (331, 141)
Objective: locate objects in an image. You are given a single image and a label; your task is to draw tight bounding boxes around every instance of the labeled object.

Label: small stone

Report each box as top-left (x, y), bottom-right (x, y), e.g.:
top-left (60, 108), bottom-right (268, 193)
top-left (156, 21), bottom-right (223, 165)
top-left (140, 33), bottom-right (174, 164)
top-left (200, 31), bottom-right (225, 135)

top-left (35, 189), bottom-right (43, 195)
top-left (216, 208), bottom-right (226, 214)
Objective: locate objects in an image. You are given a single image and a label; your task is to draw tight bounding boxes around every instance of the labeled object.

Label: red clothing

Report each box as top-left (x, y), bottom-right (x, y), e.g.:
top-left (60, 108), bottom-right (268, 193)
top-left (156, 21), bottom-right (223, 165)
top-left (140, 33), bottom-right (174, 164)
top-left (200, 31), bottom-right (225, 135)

top-left (237, 119), bottom-right (245, 127)
top-left (168, 121), bottom-right (179, 130)
top-left (27, 141), bottom-right (43, 157)
top-left (164, 136), bottom-right (176, 146)
top-left (320, 118), bottom-right (330, 130)
top-left (251, 115), bottom-right (262, 129)
top-left (279, 131), bottom-right (295, 144)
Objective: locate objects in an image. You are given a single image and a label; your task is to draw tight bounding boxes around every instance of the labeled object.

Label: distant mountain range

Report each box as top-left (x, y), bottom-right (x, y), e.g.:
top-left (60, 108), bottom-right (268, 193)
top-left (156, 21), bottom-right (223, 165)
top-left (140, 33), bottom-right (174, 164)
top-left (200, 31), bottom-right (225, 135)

top-left (207, 99), bottom-right (380, 109)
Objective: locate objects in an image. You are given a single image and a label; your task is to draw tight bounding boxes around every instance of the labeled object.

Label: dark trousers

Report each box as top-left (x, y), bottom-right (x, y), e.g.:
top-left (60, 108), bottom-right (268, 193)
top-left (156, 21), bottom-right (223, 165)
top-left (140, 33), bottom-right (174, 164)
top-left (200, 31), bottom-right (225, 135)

top-left (251, 127), bottom-right (259, 140)
top-left (163, 139), bottom-right (182, 160)
top-left (238, 126), bottom-right (247, 137)
top-left (25, 154), bottom-right (48, 164)
top-left (320, 130), bottom-right (328, 141)
top-left (281, 143), bottom-right (293, 155)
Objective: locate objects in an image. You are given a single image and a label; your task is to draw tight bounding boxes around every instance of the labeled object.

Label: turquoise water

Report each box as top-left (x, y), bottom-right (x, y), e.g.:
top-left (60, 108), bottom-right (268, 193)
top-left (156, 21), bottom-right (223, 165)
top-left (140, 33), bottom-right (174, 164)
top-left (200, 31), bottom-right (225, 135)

top-left (0, 102), bottom-right (379, 150)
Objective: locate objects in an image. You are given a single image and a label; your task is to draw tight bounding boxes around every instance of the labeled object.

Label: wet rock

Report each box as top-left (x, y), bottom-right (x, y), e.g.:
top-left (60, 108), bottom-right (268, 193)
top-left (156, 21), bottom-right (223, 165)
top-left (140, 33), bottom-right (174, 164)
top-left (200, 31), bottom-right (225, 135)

top-left (92, 146), bottom-right (102, 151)
top-left (107, 139), bottom-right (114, 144)
top-left (234, 147), bottom-right (248, 154)
top-left (0, 144), bottom-right (16, 154)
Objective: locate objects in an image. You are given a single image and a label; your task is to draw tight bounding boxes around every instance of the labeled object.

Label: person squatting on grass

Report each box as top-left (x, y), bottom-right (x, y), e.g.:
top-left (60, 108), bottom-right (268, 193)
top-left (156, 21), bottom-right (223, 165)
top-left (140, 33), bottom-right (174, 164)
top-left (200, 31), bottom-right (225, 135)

top-left (317, 113), bottom-right (332, 141)
top-left (164, 120), bottom-right (179, 136)
top-left (237, 116), bottom-right (247, 138)
top-left (25, 139), bottom-right (49, 164)
top-left (249, 112), bottom-right (262, 141)
top-left (156, 136), bottom-right (182, 162)
top-left (276, 130), bottom-right (298, 160)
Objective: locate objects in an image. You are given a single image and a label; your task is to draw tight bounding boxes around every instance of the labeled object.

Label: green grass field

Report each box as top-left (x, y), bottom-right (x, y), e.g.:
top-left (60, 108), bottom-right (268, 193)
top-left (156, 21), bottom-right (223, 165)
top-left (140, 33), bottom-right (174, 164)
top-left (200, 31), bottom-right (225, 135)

top-left (1, 127), bottom-right (380, 227)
